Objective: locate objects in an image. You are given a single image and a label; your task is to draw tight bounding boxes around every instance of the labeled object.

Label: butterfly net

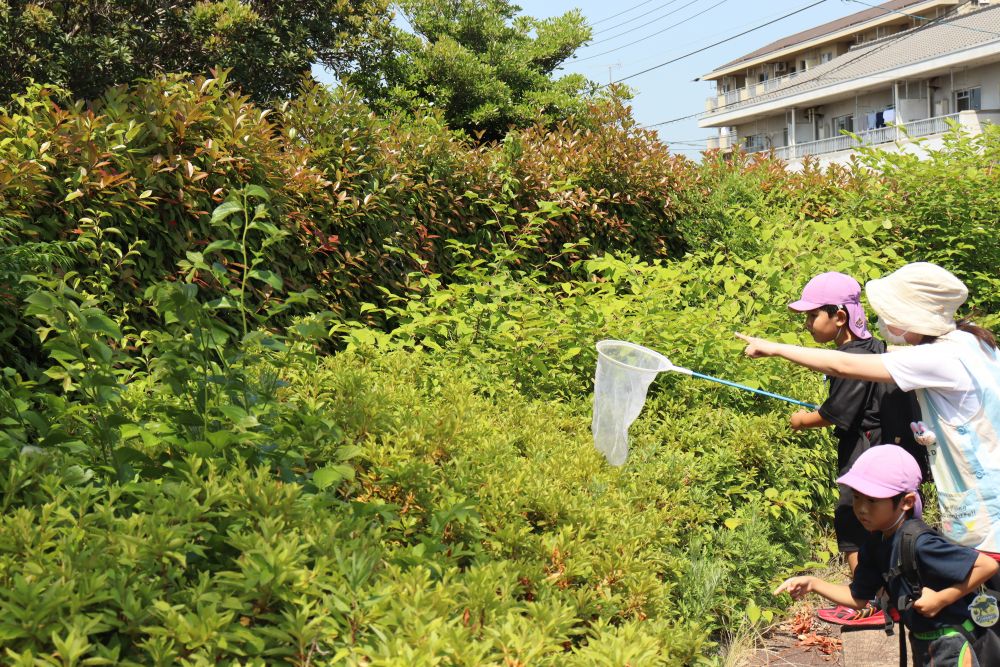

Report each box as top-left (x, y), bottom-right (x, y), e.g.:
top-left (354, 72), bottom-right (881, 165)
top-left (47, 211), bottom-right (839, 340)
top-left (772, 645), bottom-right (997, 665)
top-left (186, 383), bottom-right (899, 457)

top-left (591, 340), bottom-right (671, 466)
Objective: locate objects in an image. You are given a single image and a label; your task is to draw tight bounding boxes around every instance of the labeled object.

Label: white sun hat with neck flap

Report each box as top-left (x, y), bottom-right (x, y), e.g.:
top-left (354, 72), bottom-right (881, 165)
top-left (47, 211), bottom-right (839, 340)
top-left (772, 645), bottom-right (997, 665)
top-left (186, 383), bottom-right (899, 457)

top-left (865, 262), bottom-right (968, 337)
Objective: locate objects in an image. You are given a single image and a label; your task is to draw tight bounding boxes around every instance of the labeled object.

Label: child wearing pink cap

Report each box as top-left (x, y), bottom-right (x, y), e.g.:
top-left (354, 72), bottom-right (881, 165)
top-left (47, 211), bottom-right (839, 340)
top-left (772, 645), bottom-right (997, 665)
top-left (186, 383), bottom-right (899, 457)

top-left (787, 272), bottom-right (921, 625)
top-left (775, 446), bottom-right (998, 667)
top-left (739, 263), bottom-right (1000, 561)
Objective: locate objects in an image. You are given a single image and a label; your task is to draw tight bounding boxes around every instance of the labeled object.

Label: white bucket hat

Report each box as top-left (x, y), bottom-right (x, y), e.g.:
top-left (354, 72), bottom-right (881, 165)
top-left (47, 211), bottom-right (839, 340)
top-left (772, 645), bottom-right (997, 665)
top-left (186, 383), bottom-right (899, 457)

top-left (865, 262), bottom-right (968, 337)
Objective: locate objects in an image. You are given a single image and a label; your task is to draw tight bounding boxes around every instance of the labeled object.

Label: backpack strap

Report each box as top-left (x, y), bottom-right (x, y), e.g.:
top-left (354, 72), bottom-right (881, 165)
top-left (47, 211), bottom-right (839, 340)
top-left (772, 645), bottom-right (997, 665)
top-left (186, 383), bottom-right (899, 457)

top-left (880, 518), bottom-right (936, 667)
top-left (897, 518), bottom-right (935, 603)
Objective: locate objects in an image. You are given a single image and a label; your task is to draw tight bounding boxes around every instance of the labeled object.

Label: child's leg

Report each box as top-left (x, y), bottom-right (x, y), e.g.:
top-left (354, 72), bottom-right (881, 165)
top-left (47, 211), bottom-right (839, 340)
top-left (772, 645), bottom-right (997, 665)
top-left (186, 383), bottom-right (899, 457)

top-left (834, 486), bottom-right (866, 576)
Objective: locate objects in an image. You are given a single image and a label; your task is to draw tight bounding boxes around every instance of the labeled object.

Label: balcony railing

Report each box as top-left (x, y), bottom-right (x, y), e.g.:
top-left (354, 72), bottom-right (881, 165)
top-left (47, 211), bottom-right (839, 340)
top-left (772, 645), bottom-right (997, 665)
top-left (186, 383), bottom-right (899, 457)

top-left (768, 113), bottom-right (961, 160)
top-left (903, 114), bottom-right (963, 138)
top-left (706, 71), bottom-right (804, 112)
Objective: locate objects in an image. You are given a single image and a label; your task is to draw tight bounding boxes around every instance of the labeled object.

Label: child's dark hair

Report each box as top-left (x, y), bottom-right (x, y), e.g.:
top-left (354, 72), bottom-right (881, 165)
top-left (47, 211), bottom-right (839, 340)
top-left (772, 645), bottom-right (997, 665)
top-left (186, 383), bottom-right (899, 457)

top-left (891, 492), bottom-right (916, 518)
top-left (918, 317), bottom-right (997, 349)
top-left (818, 305), bottom-right (843, 317)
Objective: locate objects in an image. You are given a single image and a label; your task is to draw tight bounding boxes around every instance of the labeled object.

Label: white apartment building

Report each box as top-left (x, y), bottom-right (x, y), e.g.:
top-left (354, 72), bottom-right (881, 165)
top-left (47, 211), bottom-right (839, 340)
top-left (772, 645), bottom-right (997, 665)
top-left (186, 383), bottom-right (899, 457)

top-left (698, 0), bottom-right (1000, 169)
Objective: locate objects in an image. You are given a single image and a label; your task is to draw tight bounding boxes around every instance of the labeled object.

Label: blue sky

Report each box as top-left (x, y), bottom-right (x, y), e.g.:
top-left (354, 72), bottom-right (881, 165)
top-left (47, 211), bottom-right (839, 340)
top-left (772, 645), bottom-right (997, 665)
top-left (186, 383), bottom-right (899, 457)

top-left (314, 1), bottom-right (871, 155)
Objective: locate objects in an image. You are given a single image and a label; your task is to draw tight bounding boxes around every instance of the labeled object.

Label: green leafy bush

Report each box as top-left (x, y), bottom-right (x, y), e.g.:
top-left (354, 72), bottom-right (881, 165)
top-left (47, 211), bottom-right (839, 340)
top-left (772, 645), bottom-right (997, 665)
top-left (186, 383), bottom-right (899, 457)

top-left (2, 70), bottom-right (999, 665)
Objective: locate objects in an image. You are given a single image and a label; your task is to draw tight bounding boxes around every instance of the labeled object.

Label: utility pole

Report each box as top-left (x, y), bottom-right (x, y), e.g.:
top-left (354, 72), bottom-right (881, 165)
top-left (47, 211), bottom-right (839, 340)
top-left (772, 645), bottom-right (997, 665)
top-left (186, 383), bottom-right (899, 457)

top-left (605, 62), bottom-right (622, 85)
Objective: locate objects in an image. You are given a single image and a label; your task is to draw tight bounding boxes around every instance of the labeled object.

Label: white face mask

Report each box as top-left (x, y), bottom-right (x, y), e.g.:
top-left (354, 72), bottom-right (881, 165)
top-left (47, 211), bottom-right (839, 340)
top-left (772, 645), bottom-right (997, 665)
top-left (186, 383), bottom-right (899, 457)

top-left (878, 317), bottom-right (909, 345)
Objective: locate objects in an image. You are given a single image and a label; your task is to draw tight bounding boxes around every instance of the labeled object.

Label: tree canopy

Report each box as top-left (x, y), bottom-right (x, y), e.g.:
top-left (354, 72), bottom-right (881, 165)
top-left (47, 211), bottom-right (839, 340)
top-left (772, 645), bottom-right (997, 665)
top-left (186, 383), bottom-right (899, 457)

top-left (0, 0), bottom-right (394, 103)
top-left (349, 0), bottom-right (597, 141)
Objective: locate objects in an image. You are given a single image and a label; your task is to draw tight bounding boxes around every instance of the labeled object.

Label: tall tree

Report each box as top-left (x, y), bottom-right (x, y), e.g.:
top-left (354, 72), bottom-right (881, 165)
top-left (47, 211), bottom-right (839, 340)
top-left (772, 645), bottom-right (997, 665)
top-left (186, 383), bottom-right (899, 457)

top-left (0, 0), bottom-right (394, 103)
top-left (349, 0), bottom-right (596, 141)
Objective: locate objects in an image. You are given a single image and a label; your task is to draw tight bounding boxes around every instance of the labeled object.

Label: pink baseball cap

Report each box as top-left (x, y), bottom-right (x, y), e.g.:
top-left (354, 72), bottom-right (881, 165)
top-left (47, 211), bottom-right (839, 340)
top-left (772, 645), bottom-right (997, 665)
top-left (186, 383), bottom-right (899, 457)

top-left (837, 445), bottom-right (923, 518)
top-left (789, 272), bottom-right (871, 339)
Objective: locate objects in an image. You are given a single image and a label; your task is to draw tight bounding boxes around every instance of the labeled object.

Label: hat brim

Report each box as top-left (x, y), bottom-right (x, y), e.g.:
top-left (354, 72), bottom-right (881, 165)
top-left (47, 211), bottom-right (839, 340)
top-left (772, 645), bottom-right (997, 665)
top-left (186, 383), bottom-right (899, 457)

top-left (864, 277), bottom-right (897, 323)
top-left (836, 469), bottom-right (900, 499)
top-left (788, 299), bottom-right (822, 312)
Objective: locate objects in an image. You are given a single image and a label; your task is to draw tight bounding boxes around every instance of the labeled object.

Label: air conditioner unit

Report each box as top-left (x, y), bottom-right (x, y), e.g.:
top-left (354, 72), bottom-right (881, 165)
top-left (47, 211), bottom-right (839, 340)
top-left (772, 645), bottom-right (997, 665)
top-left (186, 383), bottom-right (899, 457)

top-left (774, 62), bottom-right (788, 73)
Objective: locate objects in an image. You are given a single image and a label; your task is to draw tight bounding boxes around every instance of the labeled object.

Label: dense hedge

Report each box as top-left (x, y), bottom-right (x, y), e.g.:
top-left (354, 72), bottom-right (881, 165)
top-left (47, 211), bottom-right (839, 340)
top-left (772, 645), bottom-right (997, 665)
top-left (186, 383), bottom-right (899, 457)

top-left (1, 74), bottom-right (999, 664)
top-left (1, 349), bottom-right (818, 665)
top-left (0, 75), bottom-right (690, 328)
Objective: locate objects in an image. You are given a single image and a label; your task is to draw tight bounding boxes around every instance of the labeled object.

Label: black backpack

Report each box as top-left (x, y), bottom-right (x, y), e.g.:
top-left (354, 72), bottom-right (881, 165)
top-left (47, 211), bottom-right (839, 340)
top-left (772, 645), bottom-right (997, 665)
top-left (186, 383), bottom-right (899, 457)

top-left (878, 519), bottom-right (1000, 667)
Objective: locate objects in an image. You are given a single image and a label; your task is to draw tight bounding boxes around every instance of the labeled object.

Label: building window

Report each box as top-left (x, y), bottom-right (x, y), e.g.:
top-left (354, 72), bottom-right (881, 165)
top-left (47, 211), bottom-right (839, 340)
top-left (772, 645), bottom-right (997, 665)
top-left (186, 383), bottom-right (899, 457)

top-left (832, 114), bottom-right (854, 134)
top-left (955, 87), bottom-right (981, 112)
top-left (820, 52), bottom-right (833, 64)
top-left (744, 134), bottom-right (768, 152)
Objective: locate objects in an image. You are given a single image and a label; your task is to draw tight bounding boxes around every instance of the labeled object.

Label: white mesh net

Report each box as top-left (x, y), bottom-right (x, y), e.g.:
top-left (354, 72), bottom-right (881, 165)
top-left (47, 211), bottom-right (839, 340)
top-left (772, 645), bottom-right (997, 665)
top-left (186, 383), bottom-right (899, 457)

top-left (591, 340), bottom-right (672, 466)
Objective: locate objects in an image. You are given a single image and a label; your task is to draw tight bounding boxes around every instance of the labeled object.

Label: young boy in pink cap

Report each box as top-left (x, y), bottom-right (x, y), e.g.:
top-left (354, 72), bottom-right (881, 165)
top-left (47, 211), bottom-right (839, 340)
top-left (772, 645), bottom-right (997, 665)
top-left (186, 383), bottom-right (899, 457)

top-left (787, 272), bottom-right (922, 625)
top-left (775, 446), bottom-right (998, 667)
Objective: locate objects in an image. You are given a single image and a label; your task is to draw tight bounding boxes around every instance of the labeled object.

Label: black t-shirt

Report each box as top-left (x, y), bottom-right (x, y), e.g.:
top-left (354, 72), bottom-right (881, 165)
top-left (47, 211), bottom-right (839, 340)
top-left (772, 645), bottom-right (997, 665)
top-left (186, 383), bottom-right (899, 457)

top-left (817, 337), bottom-right (927, 477)
top-left (850, 526), bottom-right (980, 633)
top-left (819, 337), bottom-right (886, 472)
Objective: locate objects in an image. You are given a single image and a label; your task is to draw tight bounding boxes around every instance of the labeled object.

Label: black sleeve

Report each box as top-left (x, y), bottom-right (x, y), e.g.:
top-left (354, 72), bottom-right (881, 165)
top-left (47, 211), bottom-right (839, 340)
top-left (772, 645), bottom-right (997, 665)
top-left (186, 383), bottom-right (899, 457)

top-left (819, 375), bottom-right (872, 432)
top-left (914, 533), bottom-right (979, 588)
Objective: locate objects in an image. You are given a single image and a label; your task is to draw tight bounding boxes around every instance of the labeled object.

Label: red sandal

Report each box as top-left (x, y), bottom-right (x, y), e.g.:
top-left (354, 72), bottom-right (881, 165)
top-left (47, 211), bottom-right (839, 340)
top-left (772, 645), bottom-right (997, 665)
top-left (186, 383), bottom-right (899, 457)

top-left (816, 602), bottom-right (896, 627)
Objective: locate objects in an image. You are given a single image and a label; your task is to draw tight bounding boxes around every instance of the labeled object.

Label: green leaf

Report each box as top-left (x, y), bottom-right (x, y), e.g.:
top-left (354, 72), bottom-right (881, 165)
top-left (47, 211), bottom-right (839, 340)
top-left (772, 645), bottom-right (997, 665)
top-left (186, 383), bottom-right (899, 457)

top-left (244, 185), bottom-right (271, 201)
top-left (248, 269), bottom-right (283, 290)
top-left (336, 445), bottom-right (365, 462)
top-left (204, 240), bottom-right (242, 254)
top-left (211, 200), bottom-right (244, 224)
top-left (82, 310), bottom-right (123, 340)
top-left (313, 464), bottom-right (355, 489)
top-left (747, 600), bottom-right (761, 624)
top-left (206, 296), bottom-right (240, 310)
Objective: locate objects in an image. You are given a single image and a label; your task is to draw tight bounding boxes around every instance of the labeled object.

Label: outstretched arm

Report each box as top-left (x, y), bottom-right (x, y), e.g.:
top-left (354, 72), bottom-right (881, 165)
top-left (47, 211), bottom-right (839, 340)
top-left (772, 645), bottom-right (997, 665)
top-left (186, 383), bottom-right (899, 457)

top-left (736, 333), bottom-right (894, 383)
top-left (774, 576), bottom-right (868, 609)
top-left (790, 410), bottom-right (832, 430)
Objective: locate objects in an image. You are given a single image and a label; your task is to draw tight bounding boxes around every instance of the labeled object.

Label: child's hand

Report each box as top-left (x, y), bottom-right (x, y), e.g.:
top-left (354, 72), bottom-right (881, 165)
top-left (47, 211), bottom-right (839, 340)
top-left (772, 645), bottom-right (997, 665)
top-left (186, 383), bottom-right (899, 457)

top-left (912, 587), bottom-right (948, 618)
top-left (790, 411), bottom-right (810, 430)
top-left (736, 333), bottom-right (779, 358)
top-left (774, 576), bottom-right (814, 599)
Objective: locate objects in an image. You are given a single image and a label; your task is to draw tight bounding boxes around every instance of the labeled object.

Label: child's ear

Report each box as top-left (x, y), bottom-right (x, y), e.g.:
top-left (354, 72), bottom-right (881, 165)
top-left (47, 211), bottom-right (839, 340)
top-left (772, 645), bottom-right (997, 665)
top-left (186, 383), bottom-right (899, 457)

top-left (901, 492), bottom-right (917, 512)
top-left (835, 309), bottom-right (850, 326)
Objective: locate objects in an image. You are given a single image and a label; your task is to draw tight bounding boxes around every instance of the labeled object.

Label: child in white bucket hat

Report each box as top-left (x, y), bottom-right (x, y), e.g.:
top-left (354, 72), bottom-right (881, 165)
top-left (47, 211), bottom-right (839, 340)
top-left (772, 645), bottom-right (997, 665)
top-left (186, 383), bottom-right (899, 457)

top-left (738, 262), bottom-right (1000, 564)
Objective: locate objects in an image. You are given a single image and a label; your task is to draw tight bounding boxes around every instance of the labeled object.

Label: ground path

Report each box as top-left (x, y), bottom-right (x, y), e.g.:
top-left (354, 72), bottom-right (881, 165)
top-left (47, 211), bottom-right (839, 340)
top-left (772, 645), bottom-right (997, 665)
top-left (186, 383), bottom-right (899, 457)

top-left (744, 606), bottom-right (899, 666)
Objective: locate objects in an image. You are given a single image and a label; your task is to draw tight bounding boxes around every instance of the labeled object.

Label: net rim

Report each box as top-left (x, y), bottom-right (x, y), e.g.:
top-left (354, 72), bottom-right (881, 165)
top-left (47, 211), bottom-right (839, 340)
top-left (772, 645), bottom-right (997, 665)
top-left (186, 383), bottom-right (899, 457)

top-left (595, 340), bottom-right (672, 374)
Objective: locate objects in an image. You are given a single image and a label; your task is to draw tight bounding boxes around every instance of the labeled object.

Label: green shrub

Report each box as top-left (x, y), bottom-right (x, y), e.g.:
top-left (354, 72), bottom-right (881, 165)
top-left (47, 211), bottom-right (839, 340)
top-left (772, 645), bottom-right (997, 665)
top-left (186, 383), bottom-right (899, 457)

top-left (0, 350), bottom-right (820, 664)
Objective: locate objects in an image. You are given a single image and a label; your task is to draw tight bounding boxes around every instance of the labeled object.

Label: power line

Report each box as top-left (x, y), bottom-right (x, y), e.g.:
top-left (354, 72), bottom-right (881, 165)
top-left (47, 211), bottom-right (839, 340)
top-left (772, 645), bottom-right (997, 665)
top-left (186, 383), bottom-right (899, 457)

top-left (588, 0), bottom-right (660, 26)
top-left (591, 0), bottom-right (686, 38)
top-left (608, 0), bottom-right (829, 85)
top-left (644, 110), bottom-right (707, 129)
top-left (587, 0), bottom-right (711, 47)
top-left (576, 0), bottom-right (733, 63)
top-left (580, 3), bottom-right (828, 73)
